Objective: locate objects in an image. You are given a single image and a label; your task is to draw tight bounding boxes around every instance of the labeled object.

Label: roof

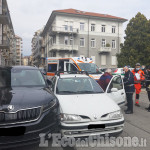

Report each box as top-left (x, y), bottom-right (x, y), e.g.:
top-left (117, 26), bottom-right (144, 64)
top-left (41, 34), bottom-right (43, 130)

top-left (58, 74), bottom-right (89, 78)
top-left (0, 66), bottom-right (38, 70)
top-left (54, 9), bottom-right (127, 21)
top-left (15, 35), bottom-right (22, 39)
top-left (12, 66), bottom-right (38, 70)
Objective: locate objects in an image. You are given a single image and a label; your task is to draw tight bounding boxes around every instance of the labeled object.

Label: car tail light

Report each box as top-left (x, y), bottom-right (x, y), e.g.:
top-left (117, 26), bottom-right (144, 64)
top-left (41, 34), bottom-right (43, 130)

top-left (114, 69), bottom-right (118, 73)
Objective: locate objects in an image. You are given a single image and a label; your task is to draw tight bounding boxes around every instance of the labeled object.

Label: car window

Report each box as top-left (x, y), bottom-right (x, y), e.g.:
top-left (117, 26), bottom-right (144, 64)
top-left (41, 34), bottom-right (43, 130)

top-left (56, 77), bottom-right (104, 95)
top-left (108, 76), bottom-right (123, 91)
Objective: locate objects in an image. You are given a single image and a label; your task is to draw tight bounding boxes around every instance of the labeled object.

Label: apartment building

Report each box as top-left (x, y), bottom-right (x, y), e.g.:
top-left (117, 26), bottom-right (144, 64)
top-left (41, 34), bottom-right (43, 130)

top-left (0, 0), bottom-right (16, 66)
top-left (41, 9), bottom-right (127, 68)
top-left (22, 56), bottom-right (30, 66)
top-left (15, 35), bottom-right (23, 65)
top-left (32, 29), bottom-right (45, 67)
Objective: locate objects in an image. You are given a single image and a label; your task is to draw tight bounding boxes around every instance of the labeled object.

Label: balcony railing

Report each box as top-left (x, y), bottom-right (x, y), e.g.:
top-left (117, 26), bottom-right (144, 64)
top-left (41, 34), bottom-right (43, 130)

top-left (0, 8), bottom-right (9, 24)
top-left (0, 40), bottom-right (10, 49)
top-left (98, 47), bottom-right (111, 53)
top-left (50, 44), bottom-right (78, 51)
top-left (50, 26), bottom-right (78, 35)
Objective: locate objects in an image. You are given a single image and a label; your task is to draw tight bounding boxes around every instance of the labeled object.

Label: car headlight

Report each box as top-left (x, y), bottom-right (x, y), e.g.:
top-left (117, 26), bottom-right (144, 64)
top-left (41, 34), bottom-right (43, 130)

top-left (43, 98), bottom-right (57, 112)
top-left (61, 114), bottom-right (82, 123)
top-left (101, 110), bottom-right (123, 121)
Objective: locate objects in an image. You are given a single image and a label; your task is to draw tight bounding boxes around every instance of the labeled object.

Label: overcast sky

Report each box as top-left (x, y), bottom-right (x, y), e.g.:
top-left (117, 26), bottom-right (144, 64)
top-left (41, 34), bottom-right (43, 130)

top-left (7, 0), bottom-right (150, 56)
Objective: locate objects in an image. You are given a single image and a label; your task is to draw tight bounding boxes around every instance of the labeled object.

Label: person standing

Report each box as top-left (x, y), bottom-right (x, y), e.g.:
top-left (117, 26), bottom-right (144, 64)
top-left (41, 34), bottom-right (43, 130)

top-left (98, 69), bottom-right (112, 91)
top-left (123, 66), bottom-right (135, 114)
top-left (145, 66), bottom-right (150, 111)
top-left (132, 63), bottom-right (145, 107)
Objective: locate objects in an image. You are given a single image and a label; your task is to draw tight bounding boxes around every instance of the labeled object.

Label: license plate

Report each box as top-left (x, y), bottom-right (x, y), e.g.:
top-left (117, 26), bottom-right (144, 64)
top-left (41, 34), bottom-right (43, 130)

top-left (88, 124), bottom-right (105, 129)
top-left (5, 113), bottom-right (17, 121)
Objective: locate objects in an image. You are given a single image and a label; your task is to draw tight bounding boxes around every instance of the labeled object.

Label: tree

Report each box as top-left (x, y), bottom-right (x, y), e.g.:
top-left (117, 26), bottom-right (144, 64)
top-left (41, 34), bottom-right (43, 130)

top-left (117, 12), bottom-right (150, 67)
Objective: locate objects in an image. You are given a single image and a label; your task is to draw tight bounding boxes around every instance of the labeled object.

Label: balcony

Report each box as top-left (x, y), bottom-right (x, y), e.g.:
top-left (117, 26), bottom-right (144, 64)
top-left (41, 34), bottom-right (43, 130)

top-left (0, 40), bottom-right (10, 49)
top-left (50, 26), bottom-right (78, 35)
top-left (49, 44), bottom-right (78, 51)
top-left (0, 11), bottom-right (9, 24)
top-left (98, 47), bottom-right (111, 53)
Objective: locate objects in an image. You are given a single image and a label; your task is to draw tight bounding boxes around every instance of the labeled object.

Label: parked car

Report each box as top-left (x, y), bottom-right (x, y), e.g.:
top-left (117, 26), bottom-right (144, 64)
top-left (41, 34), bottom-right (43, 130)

top-left (0, 66), bottom-right (60, 148)
top-left (112, 68), bottom-right (124, 78)
top-left (50, 73), bottom-right (125, 138)
top-left (113, 68), bottom-right (134, 79)
top-left (39, 67), bottom-right (47, 75)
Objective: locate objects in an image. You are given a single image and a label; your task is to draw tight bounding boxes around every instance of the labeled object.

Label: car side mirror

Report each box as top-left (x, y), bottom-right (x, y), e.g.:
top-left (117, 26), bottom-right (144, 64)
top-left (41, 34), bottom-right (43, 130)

top-left (111, 88), bottom-right (118, 92)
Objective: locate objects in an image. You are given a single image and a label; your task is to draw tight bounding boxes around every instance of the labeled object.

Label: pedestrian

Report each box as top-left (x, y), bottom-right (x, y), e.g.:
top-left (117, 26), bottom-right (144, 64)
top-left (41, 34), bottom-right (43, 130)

top-left (132, 63), bottom-right (145, 107)
top-left (98, 69), bottom-right (112, 91)
top-left (145, 65), bottom-right (150, 111)
top-left (123, 66), bottom-right (135, 114)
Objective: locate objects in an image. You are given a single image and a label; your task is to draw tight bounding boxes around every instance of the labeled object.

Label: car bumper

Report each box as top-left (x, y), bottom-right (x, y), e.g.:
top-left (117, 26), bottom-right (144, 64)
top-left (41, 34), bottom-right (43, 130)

top-left (0, 106), bottom-right (60, 149)
top-left (61, 119), bottom-right (124, 138)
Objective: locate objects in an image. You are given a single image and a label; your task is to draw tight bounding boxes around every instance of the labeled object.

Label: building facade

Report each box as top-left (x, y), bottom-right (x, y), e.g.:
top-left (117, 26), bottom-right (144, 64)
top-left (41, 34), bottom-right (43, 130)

top-left (22, 56), bottom-right (30, 66)
top-left (41, 9), bottom-right (127, 68)
top-left (15, 35), bottom-right (23, 65)
top-left (32, 29), bottom-right (45, 67)
top-left (0, 0), bottom-right (16, 66)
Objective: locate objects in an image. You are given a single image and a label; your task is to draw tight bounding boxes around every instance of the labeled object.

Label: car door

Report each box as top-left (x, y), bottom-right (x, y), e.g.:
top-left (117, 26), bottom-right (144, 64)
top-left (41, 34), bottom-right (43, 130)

top-left (105, 75), bottom-right (125, 106)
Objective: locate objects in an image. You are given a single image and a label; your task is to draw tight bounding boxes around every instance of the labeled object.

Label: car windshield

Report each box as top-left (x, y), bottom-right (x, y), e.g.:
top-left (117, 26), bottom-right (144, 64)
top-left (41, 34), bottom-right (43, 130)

top-left (77, 63), bottom-right (101, 74)
top-left (0, 68), bottom-right (46, 88)
top-left (56, 77), bottom-right (104, 95)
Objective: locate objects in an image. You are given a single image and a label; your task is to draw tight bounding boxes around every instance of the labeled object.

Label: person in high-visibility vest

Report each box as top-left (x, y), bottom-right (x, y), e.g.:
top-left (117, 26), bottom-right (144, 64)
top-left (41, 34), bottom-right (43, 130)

top-left (132, 63), bottom-right (145, 107)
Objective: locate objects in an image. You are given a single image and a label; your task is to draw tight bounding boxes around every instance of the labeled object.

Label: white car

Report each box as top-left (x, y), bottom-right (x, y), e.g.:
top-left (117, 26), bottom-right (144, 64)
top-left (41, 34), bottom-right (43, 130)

top-left (50, 74), bottom-right (125, 137)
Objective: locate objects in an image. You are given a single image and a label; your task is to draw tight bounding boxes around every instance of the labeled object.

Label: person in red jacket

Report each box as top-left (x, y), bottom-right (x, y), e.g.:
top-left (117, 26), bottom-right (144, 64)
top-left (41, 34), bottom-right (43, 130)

top-left (98, 69), bottom-right (112, 91)
top-left (132, 63), bottom-right (145, 107)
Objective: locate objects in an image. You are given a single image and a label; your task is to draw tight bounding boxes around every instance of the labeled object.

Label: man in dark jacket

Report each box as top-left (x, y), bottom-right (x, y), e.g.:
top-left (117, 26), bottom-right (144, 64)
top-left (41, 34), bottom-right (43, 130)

top-left (98, 69), bottom-right (112, 91)
top-left (123, 66), bottom-right (135, 114)
top-left (145, 65), bottom-right (150, 111)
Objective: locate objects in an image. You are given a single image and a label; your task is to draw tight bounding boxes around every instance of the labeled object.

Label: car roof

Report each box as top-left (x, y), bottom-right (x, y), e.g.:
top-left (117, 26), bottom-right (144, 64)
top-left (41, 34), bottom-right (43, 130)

top-left (0, 66), bottom-right (39, 70)
top-left (57, 74), bottom-right (89, 79)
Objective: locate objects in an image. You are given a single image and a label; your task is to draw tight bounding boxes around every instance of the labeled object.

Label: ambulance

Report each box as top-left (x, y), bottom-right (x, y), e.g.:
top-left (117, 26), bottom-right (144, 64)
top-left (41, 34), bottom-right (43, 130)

top-left (46, 57), bottom-right (102, 81)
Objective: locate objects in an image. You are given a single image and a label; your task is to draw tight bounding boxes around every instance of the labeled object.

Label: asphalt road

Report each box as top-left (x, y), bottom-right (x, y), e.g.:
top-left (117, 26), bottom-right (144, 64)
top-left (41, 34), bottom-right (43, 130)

top-left (6, 89), bottom-right (150, 150)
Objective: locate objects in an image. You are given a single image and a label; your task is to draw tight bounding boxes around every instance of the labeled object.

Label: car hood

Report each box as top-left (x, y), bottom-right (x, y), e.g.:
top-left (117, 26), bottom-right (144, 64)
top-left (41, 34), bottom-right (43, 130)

top-left (0, 87), bottom-right (54, 112)
top-left (56, 93), bottom-right (120, 121)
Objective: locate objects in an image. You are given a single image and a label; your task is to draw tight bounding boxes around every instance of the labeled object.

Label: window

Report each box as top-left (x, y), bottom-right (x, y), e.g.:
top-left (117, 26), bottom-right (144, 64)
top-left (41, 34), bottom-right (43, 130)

top-left (111, 56), bottom-right (117, 65)
top-left (64, 25), bottom-right (68, 31)
top-left (48, 64), bottom-right (57, 72)
top-left (70, 21), bottom-right (73, 31)
top-left (101, 25), bottom-right (106, 32)
top-left (64, 36), bottom-right (68, 45)
top-left (102, 39), bottom-right (106, 47)
top-left (91, 24), bottom-right (95, 31)
top-left (112, 40), bottom-right (116, 49)
top-left (64, 21), bottom-right (68, 31)
top-left (101, 55), bottom-right (106, 65)
top-left (56, 77), bottom-right (104, 95)
top-left (91, 39), bottom-right (96, 48)
top-left (70, 38), bottom-right (73, 45)
top-left (80, 38), bottom-right (85, 47)
top-left (66, 63), bottom-right (78, 72)
top-left (108, 76), bottom-right (123, 91)
top-left (80, 23), bottom-right (85, 31)
top-left (112, 26), bottom-right (116, 33)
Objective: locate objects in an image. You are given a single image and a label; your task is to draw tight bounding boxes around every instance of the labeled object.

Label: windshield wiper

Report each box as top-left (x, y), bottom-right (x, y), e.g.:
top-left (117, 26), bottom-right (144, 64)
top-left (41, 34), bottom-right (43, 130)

top-left (77, 91), bottom-right (94, 93)
top-left (58, 91), bottom-right (77, 94)
top-left (77, 91), bottom-right (103, 94)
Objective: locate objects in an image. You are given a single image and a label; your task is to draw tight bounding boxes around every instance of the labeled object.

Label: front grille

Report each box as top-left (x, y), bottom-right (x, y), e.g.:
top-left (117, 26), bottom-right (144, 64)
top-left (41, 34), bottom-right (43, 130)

top-left (0, 107), bottom-right (41, 124)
